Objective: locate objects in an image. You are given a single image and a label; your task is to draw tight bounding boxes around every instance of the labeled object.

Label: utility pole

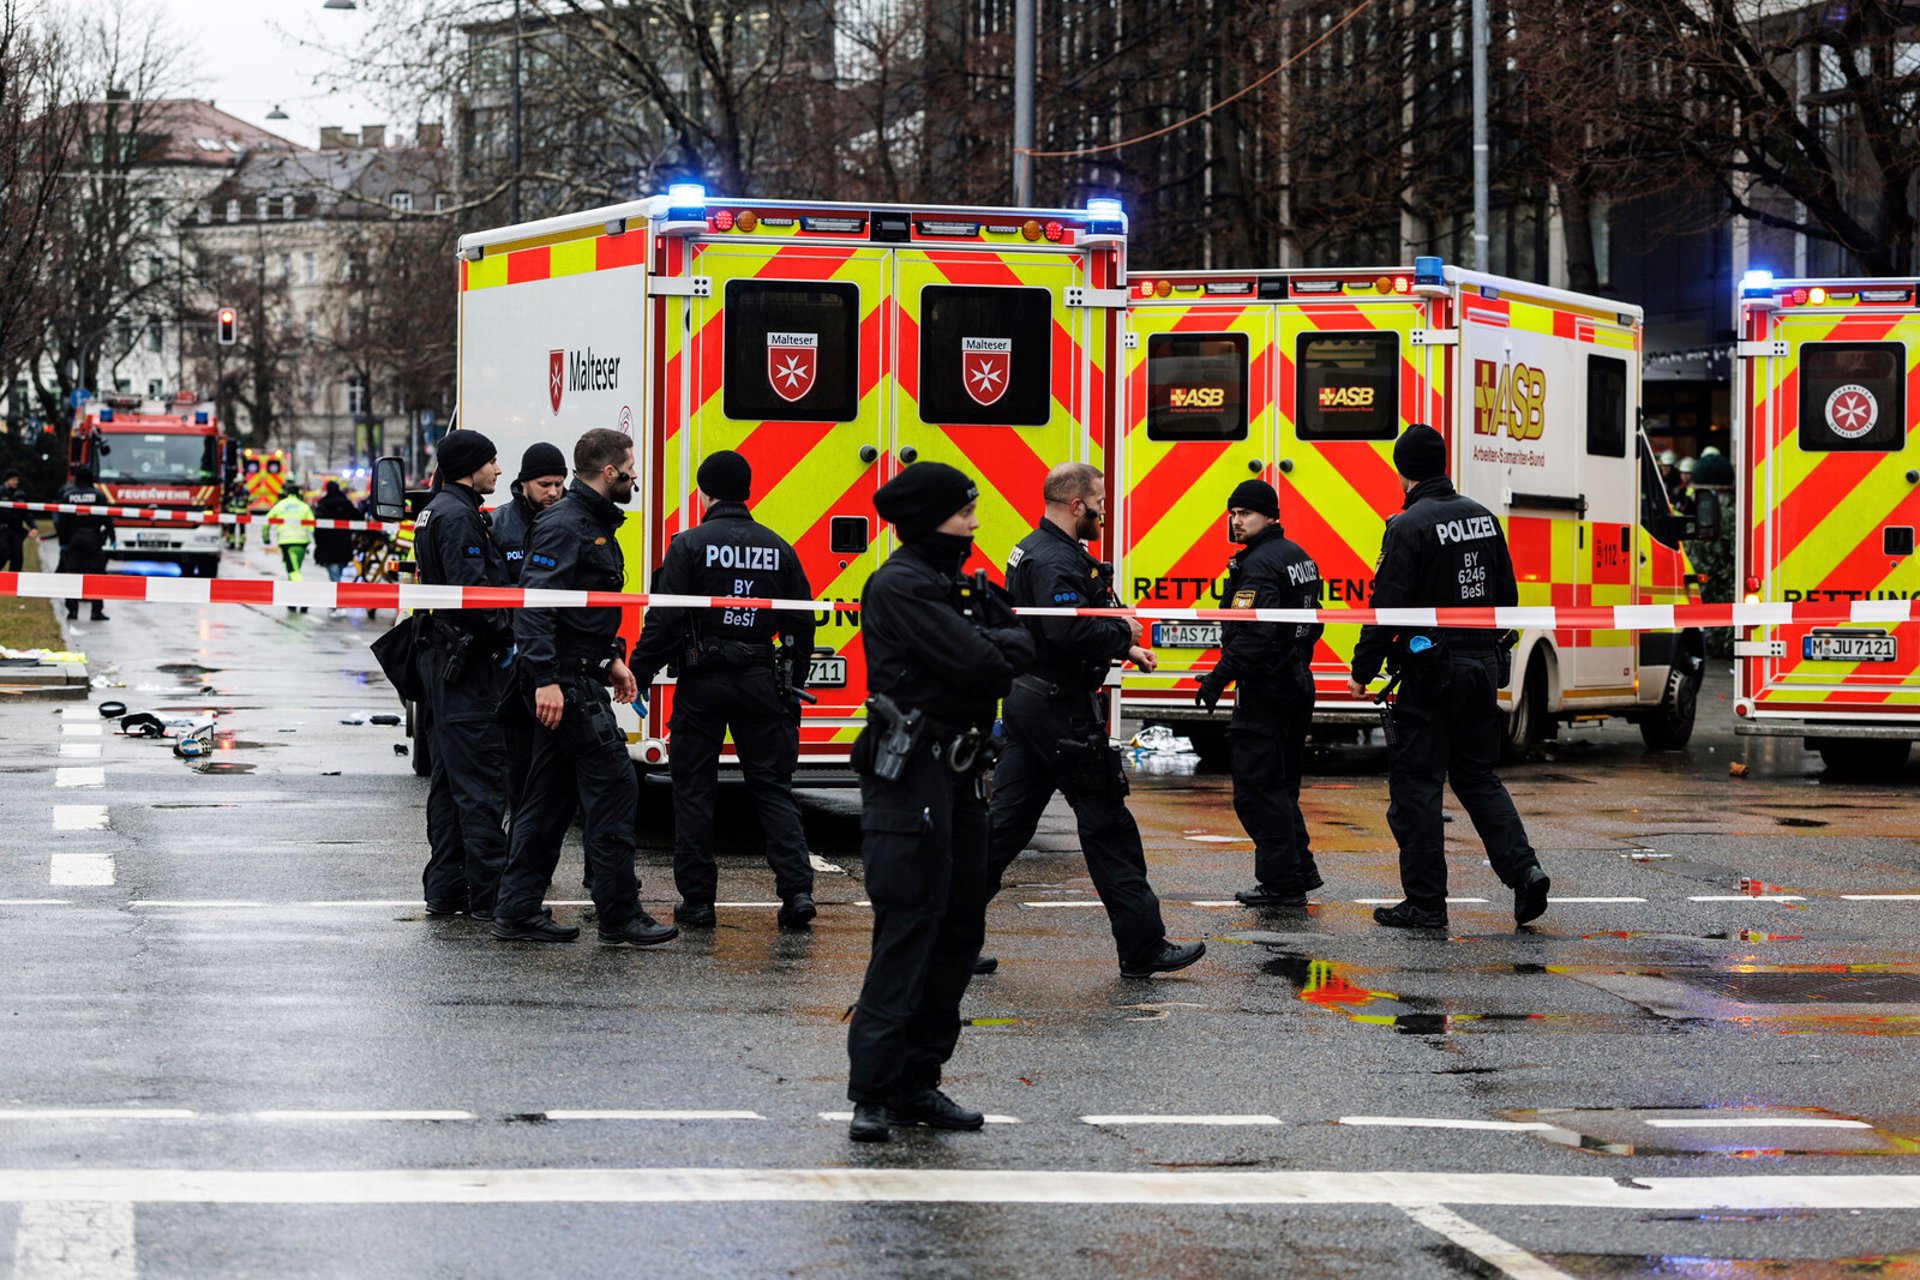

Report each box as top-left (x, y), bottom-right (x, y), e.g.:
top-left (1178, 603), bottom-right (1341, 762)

top-left (1012, 0), bottom-right (1035, 205)
top-left (1471, 0), bottom-right (1490, 270)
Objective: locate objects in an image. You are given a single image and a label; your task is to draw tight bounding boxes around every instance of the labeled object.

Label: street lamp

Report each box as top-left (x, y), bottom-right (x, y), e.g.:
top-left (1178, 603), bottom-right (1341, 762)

top-left (321, 0), bottom-right (356, 10)
top-left (266, 105), bottom-right (289, 121)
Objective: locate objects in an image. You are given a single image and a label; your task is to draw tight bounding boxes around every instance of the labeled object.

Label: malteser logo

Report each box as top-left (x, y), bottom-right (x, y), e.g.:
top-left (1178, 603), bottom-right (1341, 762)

top-left (767, 332), bottom-right (818, 403)
top-left (549, 350), bottom-right (564, 413)
top-left (962, 336), bottom-right (1011, 407)
top-left (549, 347), bottom-right (622, 415)
top-left (1473, 358), bottom-right (1545, 441)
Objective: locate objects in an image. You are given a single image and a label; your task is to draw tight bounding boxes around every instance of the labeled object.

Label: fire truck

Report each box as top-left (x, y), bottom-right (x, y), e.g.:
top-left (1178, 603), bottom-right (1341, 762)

top-left (1117, 259), bottom-right (1714, 763)
top-left (69, 394), bottom-right (231, 578)
top-left (1731, 271), bottom-right (1920, 775)
top-left (453, 186), bottom-right (1128, 770)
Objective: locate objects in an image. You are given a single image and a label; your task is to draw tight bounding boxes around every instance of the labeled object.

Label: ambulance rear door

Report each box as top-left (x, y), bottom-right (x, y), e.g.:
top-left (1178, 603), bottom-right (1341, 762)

top-left (1743, 291), bottom-right (1920, 723)
top-left (1274, 282), bottom-right (1433, 710)
top-left (1120, 280), bottom-right (1274, 708)
top-left (679, 240), bottom-right (892, 751)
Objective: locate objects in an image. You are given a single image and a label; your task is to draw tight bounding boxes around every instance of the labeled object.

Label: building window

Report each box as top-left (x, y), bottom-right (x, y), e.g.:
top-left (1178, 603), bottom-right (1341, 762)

top-left (278, 253), bottom-right (292, 280)
top-left (302, 252), bottom-right (317, 284)
top-left (390, 191), bottom-right (413, 214)
top-left (146, 198), bottom-right (165, 228)
top-left (433, 193), bottom-right (447, 212)
top-left (147, 317), bottom-right (163, 352)
top-left (345, 251), bottom-right (368, 283)
top-left (147, 378), bottom-right (164, 398)
top-left (282, 195), bottom-right (296, 220)
top-left (346, 376), bottom-right (368, 417)
top-left (225, 199), bottom-right (240, 223)
top-left (255, 195), bottom-right (270, 220)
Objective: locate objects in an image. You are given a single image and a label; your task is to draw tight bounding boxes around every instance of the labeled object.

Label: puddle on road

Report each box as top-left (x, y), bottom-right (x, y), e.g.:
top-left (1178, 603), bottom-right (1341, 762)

top-left (186, 762), bottom-right (255, 776)
top-left (1579, 931), bottom-right (1812, 943)
top-left (1545, 1251), bottom-right (1920, 1277)
top-left (1505, 1105), bottom-right (1920, 1160)
top-left (1551, 963), bottom-right (1920, 1035)
top-left (1261, 951), bottom-right (1655, 1036)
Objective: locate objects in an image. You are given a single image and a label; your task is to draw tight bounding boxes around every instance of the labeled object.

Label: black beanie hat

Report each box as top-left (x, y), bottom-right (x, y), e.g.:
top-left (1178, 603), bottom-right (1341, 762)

top-left (435, 429), bottom-right (498, 486)
top-left (1393, 423), bottom-right (1447, 482)
top-left (696, 449), bottom-right (752, 503)
top-left (516, 441), bottom-right (568, 484)
top-left (1226, 478), bottom-right (1279, 520)
top-left (874, 461), bottom-right (977, 542)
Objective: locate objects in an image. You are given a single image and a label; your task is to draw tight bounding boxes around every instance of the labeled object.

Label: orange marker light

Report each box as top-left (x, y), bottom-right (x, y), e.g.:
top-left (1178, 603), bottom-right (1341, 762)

top-left (1021, 219), bottom-right (1042, 241)
top-left (736, 210), bottom-right (758, 232)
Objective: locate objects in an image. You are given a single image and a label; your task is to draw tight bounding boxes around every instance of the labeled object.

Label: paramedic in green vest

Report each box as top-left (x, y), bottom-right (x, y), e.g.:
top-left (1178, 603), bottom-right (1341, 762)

top-left (265, 486), bottom-right (316, 614)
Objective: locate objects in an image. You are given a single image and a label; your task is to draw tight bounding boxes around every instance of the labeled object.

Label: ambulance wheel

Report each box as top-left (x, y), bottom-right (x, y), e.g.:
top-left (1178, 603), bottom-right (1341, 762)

top-left (1810, 738), bottom-right (1912, 780)
top-left (1639, 665), bottom-right (1699, 750)
top-left (1500, 656), bottom-right (1547, 764)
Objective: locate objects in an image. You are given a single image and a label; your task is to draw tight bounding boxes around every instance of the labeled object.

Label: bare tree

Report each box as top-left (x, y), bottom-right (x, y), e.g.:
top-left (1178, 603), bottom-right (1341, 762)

top-left (184, 229), bottom-right (312, 448)
top-left (0, 1), bottom-right (79, 400)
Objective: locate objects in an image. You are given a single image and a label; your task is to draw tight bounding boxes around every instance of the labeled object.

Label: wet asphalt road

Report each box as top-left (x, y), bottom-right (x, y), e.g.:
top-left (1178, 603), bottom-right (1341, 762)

top-left (4, 542), bottom-right (1920, 1278)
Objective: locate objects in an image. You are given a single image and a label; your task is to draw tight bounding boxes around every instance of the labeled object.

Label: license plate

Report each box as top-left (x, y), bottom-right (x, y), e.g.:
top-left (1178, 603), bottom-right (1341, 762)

top-left (1803, 633), bottom-right (1897, 663)
top-left (808, 656), bottom-right (848, 687)
top-left (130, 532), bottom-right (175, 546)
top-left (1151, 622), bottom-right (1221, 649)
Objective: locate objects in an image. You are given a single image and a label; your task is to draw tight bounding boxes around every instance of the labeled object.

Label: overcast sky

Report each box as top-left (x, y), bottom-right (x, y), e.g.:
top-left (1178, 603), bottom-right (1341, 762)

top-left (157, 0), bottom-right (383, 148)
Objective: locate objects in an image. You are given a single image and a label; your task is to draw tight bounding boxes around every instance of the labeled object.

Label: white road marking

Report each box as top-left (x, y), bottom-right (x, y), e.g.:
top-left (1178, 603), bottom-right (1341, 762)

top-left (253, 1110), bottom-right (474, 1122)
top-left (1689, 895), bottom-right (1805, 902)
top-left (1340, 1117), bottom-right (1555, 1132)
top-left (0, 900), bottom-right (71, 907)
top-left (58, 743), bottom-right (101, 760)
top-left (3, 1168), bottom-right (1920, 1208)
top-left (1842, 894), bottom-right (1920, 901)
top-left (51, 806), bottom-right (108, 832)
top-left (127, 901), bottom-right (262, 908)
top-left (818, 1112), bottom-right (1020, 1125)
top-left (1354, 898), bottom-right (1489, 905)
top-left (544, 1110), bottom-right (763, 1121)
top-left (1080, 1115), bottom-right (1282, 1126)
top-left (11, 1199), bottom-right (135, 1280)
top-left (711, 902), bottom-right (783, 909)
top-left (1181, 901), bottom-right (1246, 907)
top-left (0, 1110), bottom-right (196, 1121)
top-left (1551, 897), bottom-right (1647, 904)
top-left (1401, 1202), bottom-right (1573, 1280)
top-left (53, 767), bottom-right (105, 789)
top-left (1644, 1118), bottom-right (1871, 1130)
top-left (1020, 901), bottom-right (1106, 909)
top-left (1183, 835), bottom-right (1249, 843)
top-left (304, 900), bottom-right (421, 907)
top-left (60, 724), bottom-right (102, 737)
top-left (49, 854), bottom-right (112, 887)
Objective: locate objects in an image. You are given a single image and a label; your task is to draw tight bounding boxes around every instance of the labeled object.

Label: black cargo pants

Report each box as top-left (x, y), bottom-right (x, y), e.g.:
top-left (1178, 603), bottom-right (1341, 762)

top-left (1386, 651), bottom-right (1540, 909)
top-left (987, 684), bottom-right (1166, 965)
top-left (1228, 666), bottom-right (1321, 894)
top-left (668, 667), bottom-right (812, 905)
top-left (493, 673), bottom-right (643, 928)
top-left (417, 647), bottom-right (511, 914)
top-left (847, 735), bottom-right (989, 1106)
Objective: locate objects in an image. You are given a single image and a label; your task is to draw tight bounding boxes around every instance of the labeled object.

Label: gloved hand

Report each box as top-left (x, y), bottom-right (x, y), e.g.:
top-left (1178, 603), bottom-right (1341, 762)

top-left (1195, 672), bottom-right (1226, 712)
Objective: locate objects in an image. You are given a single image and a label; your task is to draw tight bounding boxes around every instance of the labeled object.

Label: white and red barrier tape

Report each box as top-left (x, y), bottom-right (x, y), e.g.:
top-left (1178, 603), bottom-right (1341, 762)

top-left (0, 499), bottom-right (400, 533)
top-left (1, 570), bottom-right (1911, 630)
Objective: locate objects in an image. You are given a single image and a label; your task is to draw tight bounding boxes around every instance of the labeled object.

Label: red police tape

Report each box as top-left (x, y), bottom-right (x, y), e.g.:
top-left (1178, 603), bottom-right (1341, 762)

top-left (0, 499), bottom-right (401, 533)
top-left (0, 569), bottom-right (1914, 630)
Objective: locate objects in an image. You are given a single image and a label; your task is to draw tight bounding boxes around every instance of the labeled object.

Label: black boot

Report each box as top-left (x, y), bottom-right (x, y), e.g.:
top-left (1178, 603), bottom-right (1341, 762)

top-left (1515, 866), bottom-right (1551, 925)
top-left (491, 914), bottom-right (581, 943)
top-left (1234, 884), bottom-right (1308, 908)
top-left (848, 1103), bottom-right (891, 1143)
top-left (888, 1088), bottom-right (985, 1131)
top-left (1373, 900), bottom-right (1449, 930)
top-left (674, 901), bottom-right (716, 928)
top-left (598, 910), bottom-right (678, 947)
top-left (1119, 939), bottom-right (1206, 979)
top-left (971, 955), bottom-right (999, 976)
top-left (776, 892), bottom-right (816, 929)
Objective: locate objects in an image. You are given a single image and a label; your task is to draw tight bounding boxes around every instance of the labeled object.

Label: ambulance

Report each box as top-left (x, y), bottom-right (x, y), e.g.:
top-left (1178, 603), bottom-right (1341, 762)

top-left (1731, 272), bottom-right (1920, 775)
top-left (1117, 258), bottom-right (1713, 762)
top-left (452, 187), bottom-right (1128, 771)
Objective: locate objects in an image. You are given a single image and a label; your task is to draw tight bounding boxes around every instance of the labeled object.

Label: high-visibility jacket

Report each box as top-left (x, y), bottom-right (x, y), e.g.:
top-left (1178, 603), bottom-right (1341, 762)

top-left (264, 495), bottom-right (315, 546)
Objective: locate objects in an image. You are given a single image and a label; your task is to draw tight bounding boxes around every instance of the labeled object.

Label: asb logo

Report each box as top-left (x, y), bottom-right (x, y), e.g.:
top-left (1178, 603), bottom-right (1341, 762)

top-left (767, 331), bottom-right (818, 403)
top-left (962, 336), bottom-right (1011, 407)
top-left (1825, 383), bottom-right (1878, 439)
top-left (1473, 359), bottom-right (1546, 441)
top-left (548, 349), bottom-right (564, 414)
top-left (1318, 386), bottom-right (1375, 409)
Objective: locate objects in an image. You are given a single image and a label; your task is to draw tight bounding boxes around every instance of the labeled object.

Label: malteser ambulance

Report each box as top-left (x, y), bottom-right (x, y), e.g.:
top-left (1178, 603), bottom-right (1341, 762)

top-left (1117, 258), bottom-right (1711, 763)
top-left (455, 187), bottom-right (1128, 771)
top-left (1731, 272), bottom-right (1920, 774)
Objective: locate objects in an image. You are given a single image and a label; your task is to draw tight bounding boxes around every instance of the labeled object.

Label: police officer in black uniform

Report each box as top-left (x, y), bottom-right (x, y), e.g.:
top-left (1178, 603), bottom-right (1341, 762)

top-left (488, 442), bottom-right (568, 585)
top-left (487, 441), bottom-right (569, 812)
top-left (984, 462), bottom-right (1202, 978)
top-left (411, 429), bottom-right (516, 919)
top-left (1195, 479), bottom-right (1326, 909)
top-left (54, 465), bottom-right (112, 621)
top-left (846, 462), bottom-right (1034, 1144)
top-left (0, 470), bottom-right (36, 573)
top-left (629, 449), bottom-right (818, 930)
top-left (1348, 424), bottom-right (1550, 929)
top-left (491, 427), bottom-right (678, 948)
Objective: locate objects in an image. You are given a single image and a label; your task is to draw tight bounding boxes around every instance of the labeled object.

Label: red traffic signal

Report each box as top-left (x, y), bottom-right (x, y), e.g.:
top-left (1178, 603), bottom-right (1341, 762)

top-left (216, 306), bottom-right (237, 345)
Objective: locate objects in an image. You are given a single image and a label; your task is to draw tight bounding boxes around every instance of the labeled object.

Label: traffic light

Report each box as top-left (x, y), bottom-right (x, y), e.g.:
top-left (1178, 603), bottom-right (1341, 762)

top-left (216, 306), bottom-right (237, 346)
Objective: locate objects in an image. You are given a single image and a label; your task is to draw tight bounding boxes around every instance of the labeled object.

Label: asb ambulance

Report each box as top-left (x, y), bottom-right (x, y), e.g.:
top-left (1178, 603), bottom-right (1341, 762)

top-left (454, 187), bottom-right (1128, 770)
top-left (1118, 259), bottom-right (1710, 761)
top-left (1731, 272), bottom-right (1920, 774)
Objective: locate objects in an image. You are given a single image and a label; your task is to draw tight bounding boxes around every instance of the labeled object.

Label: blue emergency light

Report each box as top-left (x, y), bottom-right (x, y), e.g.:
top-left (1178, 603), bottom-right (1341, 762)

top-left (1740, 268), bottom-right (1776, 298)
top-left (666, 183), bottom-right (706, 216)
top-left (119, 560), bottom-right (183, 578)
top-left (1084, 197), bottom-right (1125, 237)
top-left (1085, 198), bottom-right (1123, 219)
top-left (1413, 256), bottom-right (1445, 286)
top-left (194, 411), bottom-right (209, 425)
top-left (97, 407), bottom-right (114, 423)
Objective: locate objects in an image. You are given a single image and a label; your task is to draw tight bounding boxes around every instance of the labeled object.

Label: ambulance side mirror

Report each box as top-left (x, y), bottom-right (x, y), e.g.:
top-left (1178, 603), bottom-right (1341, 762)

top-left (1689, 488), bottom-right (1721, 540)
top-left (370, 455), bottom-right (408, 524)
